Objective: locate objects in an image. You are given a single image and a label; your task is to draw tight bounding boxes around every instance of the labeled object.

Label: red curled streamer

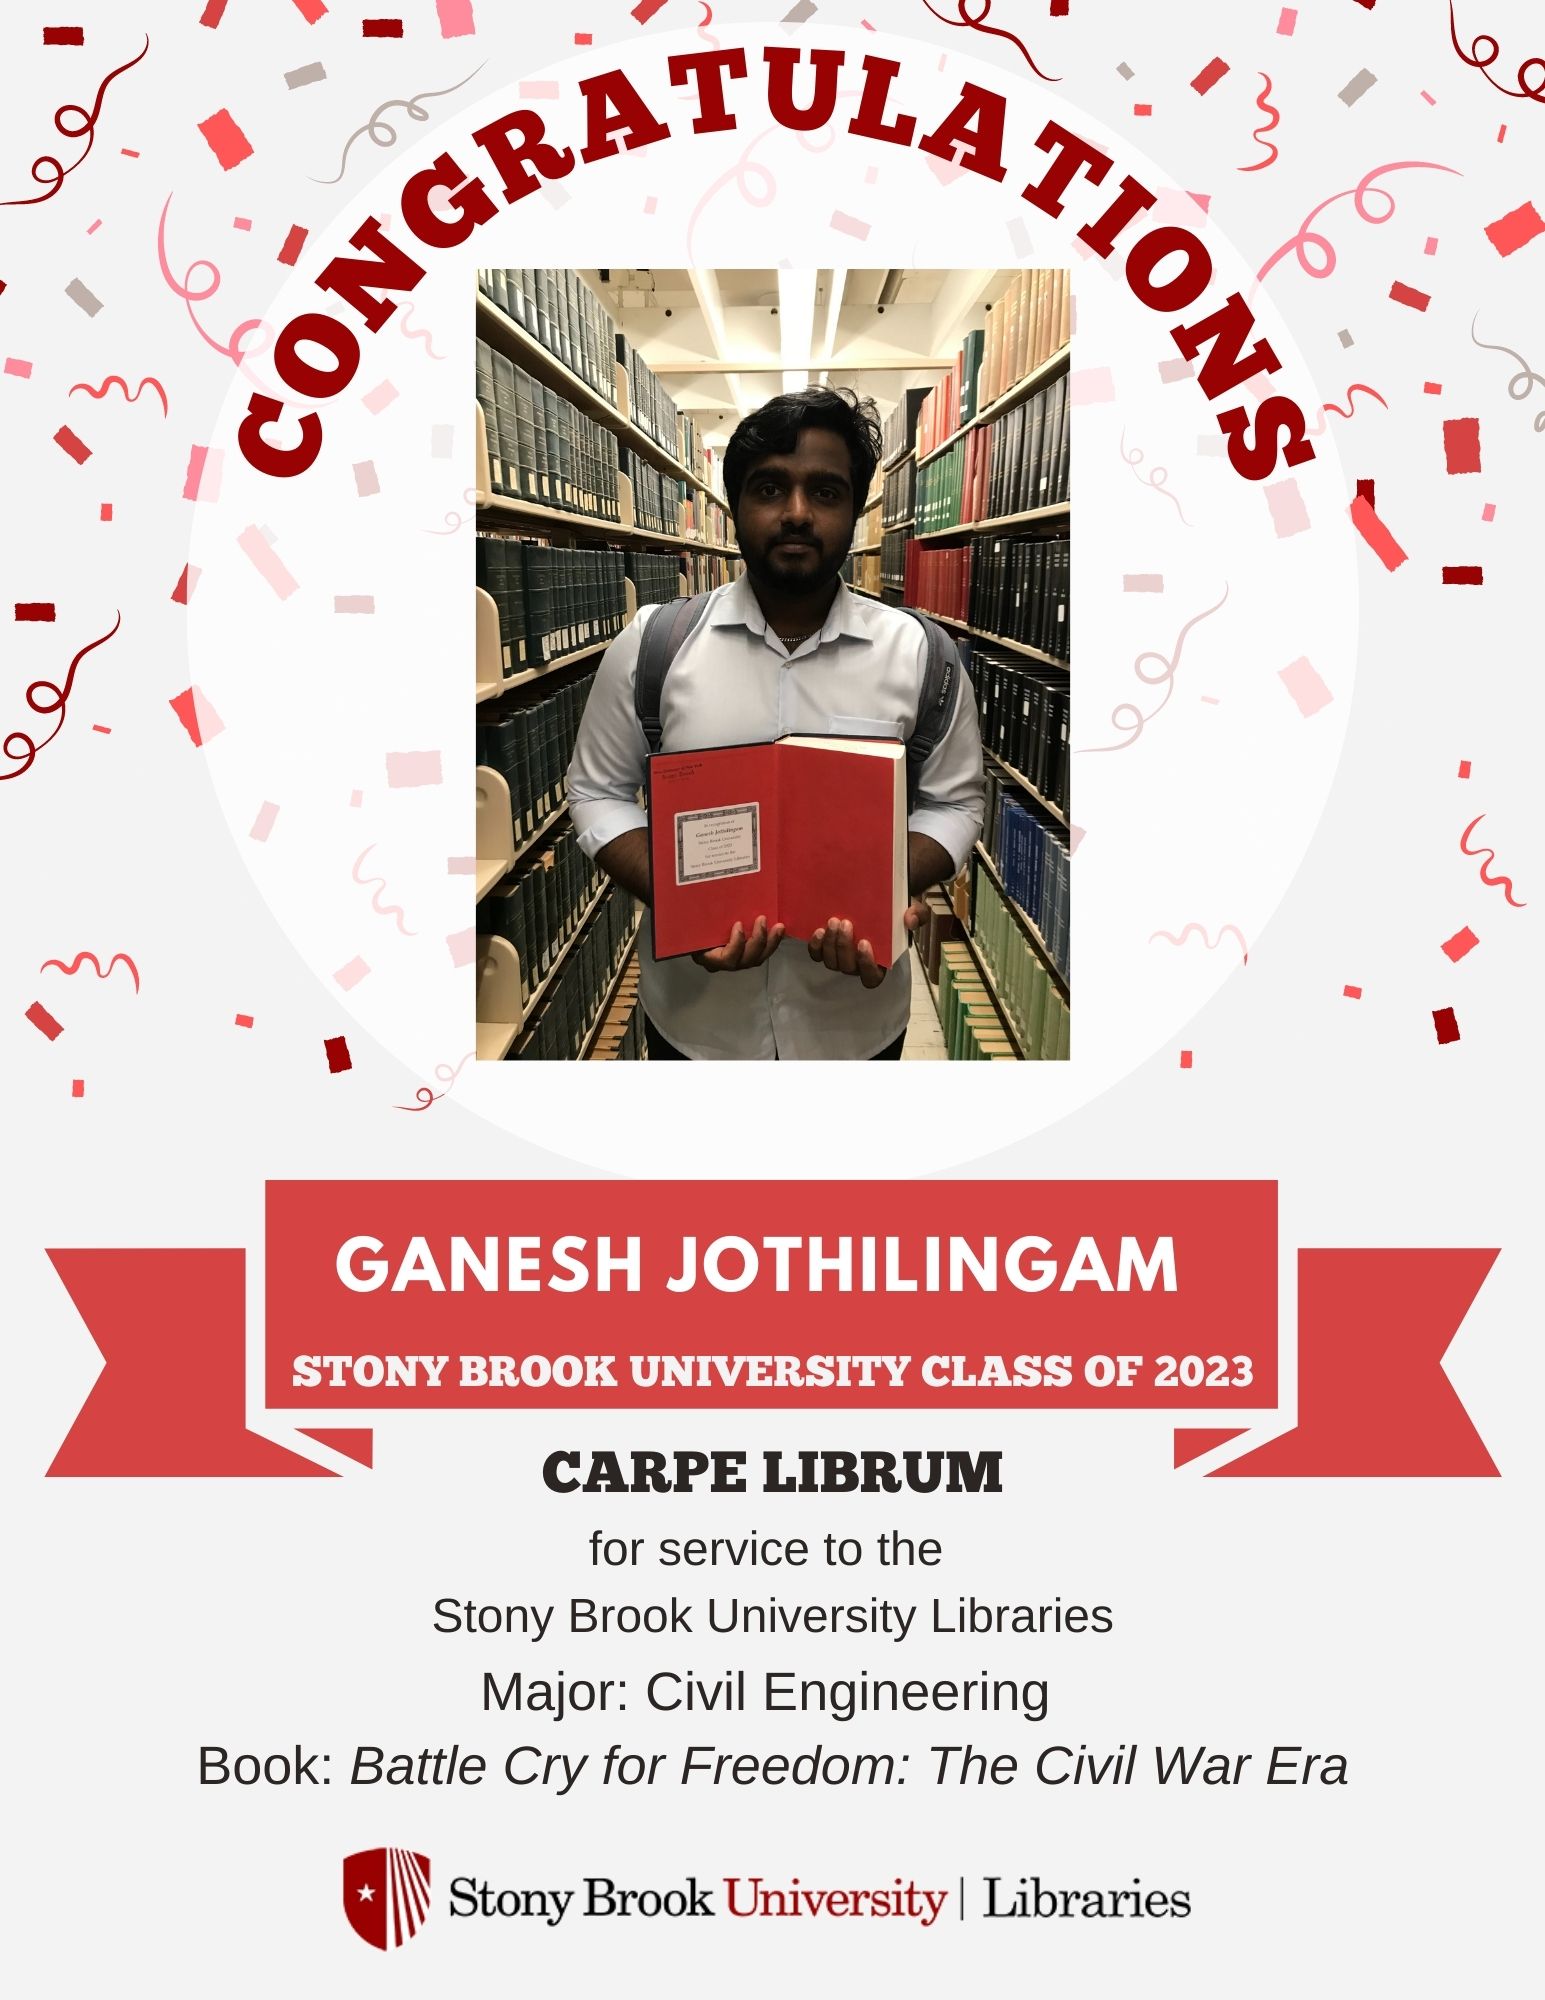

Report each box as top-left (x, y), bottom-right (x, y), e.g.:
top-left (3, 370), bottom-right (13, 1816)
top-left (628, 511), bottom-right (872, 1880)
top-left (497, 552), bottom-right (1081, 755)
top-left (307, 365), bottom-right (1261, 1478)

top-left (920, 0), bottom-right (1061, 85)
top-left (0, 36), bottom-right (149, 208)
top-left (1237, 72), bottom-right (1280, 173)
top-left (39, 951), bottom-right (142, 992)
top-left (1448, 3), bottom-right (1545, 101)
top-left (0, 614), bottom-right (122, 783)
top-left (1459, 815), bottom-right (1527, 907)
top-left (68, 375), bottom-right (170, 415)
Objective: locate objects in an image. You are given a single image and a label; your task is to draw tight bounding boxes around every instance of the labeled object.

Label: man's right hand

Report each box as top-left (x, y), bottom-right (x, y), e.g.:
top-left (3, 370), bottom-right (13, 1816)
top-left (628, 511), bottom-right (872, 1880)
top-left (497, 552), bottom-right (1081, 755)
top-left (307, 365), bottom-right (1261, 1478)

top-left (692, 916), bottom-right (785, 973)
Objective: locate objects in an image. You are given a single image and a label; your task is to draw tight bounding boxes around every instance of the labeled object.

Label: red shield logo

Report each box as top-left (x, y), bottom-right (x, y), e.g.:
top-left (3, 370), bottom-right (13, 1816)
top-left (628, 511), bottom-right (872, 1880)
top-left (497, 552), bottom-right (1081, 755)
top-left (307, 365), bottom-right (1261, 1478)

top-left (342, 1847), bottom-right (432, 1950)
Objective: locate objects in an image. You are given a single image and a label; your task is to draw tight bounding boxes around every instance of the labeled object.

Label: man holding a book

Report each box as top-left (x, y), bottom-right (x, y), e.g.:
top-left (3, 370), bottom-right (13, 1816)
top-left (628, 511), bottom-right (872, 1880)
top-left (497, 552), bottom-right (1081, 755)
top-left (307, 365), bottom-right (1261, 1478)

top-left (567, 386), bottom-right (983, 1060)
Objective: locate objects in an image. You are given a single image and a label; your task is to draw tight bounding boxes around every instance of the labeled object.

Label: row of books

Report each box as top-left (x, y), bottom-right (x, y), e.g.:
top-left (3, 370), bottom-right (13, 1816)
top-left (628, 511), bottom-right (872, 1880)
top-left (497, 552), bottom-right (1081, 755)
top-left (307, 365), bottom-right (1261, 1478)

top-left (935, 941), bottom-right (1020, 1061)
top-left (979, 268), bottom-right (1069, 419)
top-left (476, 539), bottom-right (629, 672)
top-left (682, 549), bottom-right (741, 594)
top-left (629, 550), bottom-right (687, 608)
top-left (977, 658), bottom-right (1070, 818)
top-left (480, 825), bottom-right (601, 1019)
top-left (477, 663), bottom-right (596, 844)
top-left (970, 870), bottom-right (1070, 1059)
top-left (477, 267), bottom-right (619, 409)
top-left (915, 372), bottom-right (1070, 532)
top-left (478, 338), bottom-right (621, 521)
top-left (618, 335), bottom-right (679, 460)
top-left (915, 325), bottom-right (986, 461)
top-left (881, 387), bottom-right (929, 466)
top-left (880, 526), bottom-right (908, 594)
top-left (882, 455), bottom-right (917, 530)
top-left (512, 883), bottom-right (642, 1061)
top-left (983, 796), bottom-right (1071, 983)
top-left (901, 533), bottom-right (1070, 663)
top-left (587, 961), bottom-right (647, 1062)
top-left (619, 447), bottom-right (681, 536)
top-left (841, 549), bottom-right (882, 596)
top-left (680, 487), bottom-right (735, 547)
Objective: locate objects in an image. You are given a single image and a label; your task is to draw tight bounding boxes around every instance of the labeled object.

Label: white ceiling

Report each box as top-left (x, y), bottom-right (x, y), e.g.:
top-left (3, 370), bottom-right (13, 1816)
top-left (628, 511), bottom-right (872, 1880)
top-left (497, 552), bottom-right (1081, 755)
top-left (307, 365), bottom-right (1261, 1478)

top-left (580, 267), bottom-right (1016, 452)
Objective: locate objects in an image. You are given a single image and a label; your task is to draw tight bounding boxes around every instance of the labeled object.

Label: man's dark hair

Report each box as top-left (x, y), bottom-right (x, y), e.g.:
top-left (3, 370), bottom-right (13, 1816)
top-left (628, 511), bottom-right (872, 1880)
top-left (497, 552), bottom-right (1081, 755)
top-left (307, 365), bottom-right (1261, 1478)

top-left (722, 385), bottom-right (883, 516)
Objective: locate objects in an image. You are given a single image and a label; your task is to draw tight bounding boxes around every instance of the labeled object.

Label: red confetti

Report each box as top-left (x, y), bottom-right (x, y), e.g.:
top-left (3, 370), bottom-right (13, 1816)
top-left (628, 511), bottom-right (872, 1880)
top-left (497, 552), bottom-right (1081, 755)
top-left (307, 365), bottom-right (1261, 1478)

top-left (362, 17), bottom-right (404, 33)
top-left (1354, 478), bottom-right (1375, 507)
top-left (1458, 760), bottom-right (1471, 779)
top-left (199, 0), bottom-right (229, 23)
top-left (54, 425), bottom-right (91, 464)
top-left (631, 0), bottom-right (668, 18)
top-left (42, 26), bottom-right (85, 44)
top-left (1442, 566), bottom-right (1484, 585)
top-left (1432, 1007), bottom-right (1460, 1046)
top-left (1179, 1050), bottom-right (1193, 1069)
top-left (324, 1035), bottom-right (353, 1074)
top-left (1191, 58), bottom-right (1230, 94)
top-left (1051, 0), bottom-right (1069, 13)
top-left (99, 502), bottom-right (112, 521)
top-left (27, 1002), bottom-right (64, 1041)
top-left (1349, 493), bottom-right (1408, 572)
top-left (1134, 103), bottom-right (1153, 116)
top-left (1443, 417), bottom-right (1481, 474)
top-left (197, 108), bottom-right (254, 172)
top-left (235, 1013), bottom-right (254, 1028)
top-left (92, 724), bottom-right (110, 734)
top-left (71, 1079), bottom-right (85, 1098)
top-left (168, 686), bottom-right (226, 746)
top-left (1343, 984), bottom-right (1363, 999)
top-left (1484, 200), bottom-right (1545, 258)
top-left (1389, 281), bottom-right (1430, 312)
top-left (170, 562), bottom-right (199, 605)
top-left (1442, 926), bottom-right (1478, 963)
top-left (277, 223), bottom-right (308, 267)
top-left (15, 603), bottom-right (56, 622)
top-left (1423, 380), bottom-right (1442, 395)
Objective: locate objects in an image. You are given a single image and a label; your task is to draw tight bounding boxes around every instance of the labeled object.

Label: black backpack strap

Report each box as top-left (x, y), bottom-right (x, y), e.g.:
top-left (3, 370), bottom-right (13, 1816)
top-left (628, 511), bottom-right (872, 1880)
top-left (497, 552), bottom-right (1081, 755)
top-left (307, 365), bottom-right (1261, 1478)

top-left (900, 608), bottom-right (967, 812)
top-left (633, 592), bottom-right (714, 753)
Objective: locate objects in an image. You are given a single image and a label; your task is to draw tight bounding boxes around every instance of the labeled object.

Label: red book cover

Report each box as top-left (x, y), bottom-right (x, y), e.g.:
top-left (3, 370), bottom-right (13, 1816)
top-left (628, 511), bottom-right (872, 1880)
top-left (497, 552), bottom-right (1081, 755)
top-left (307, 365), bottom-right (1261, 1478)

top-left (648, 736), bottom-right (908, 966)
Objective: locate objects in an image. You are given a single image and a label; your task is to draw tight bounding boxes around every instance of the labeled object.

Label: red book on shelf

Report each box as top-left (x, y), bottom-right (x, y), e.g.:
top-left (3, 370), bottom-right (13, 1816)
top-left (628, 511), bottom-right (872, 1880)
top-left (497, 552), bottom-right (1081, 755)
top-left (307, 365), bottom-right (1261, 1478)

top-left (647, 736), bottom-right (909, 966)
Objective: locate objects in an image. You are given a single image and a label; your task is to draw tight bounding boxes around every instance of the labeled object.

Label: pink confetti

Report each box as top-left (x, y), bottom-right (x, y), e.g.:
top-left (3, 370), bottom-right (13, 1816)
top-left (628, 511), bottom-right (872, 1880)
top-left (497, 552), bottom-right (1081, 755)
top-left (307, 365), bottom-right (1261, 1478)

top-left (334, 595), bottom-right (376, 614)
top-left (1432, 1007), bottom-right (1460, 1046)
top-left (4, 357), bottom-right (33, 377)
top-left (1278, 655), bottom-right (1334, 718)
top-left (1441, 925), bottom-right (1478, 963)
top-left (1123, 574), bottom-right (1163, 591)
top-left (830, 210), bottom-right (872, 241)
top-left (237, 524), bottom-right (298, 599)
top-left (171, 563), bottom-right (200, 605)
top-left (1484, 201), bottom-right (1545, 257)
top-left (386, 751), bottom-right (442, 788)
top-left (1191, 58), bottom-right (1229, 95)
top-left (27, 1001), bottom-right (64, 1041)
top-left (350, 789), bottom-right (364, 807)
top-left (85, 218), bottom-right (101, 235)
top-left (1350, 493), bottom-right (1408, 571)
top-left (437, 0), bottom-right (476, 30)
top-left (1423, 234), bottom-right (1438, 255)
top-left (324, 1034), bottom-right (353, 1074)
top-left (333, 956), bottom-right (370, 990)
top-left (54, 425), bottom-right (92, 464)
top-left (183, 443), bottom-right (224, 501)
top-left (361, 380), bottom-right (398, 414)
top-left (1481, 502), bottom-right (1496, 523)
top-left (277, 224), bottom-right (308, 267)
top-left (1343, 984), bottom-right (1362, 999)
top-left (1276, 7), bottom-right (1297, 31)
top-left (1157, 358), bottom-right (1193, 383)
top-left (1266, 478), bottom-right (1310, 538)
top-left (235, 1013), bottom-right (254, 1028)
top-left (1069, 367), bottom-right (1116, 405)
top-left (249, 801), bottom-right (280, 842)
top-left (447, 928), bottom-right (477, 968)
top-left (353, 460), bottom-right (380, 497)
top-left (1443, 417), bottom-right (1481, 474)
top-left (169, 686), bottom-right (225, 747)
top-left (520, 80), bottom-right (560, 99)
top-left (197, 108), bottom-right (254, 172)
top-left (643, 194), bottom-right (658, 214)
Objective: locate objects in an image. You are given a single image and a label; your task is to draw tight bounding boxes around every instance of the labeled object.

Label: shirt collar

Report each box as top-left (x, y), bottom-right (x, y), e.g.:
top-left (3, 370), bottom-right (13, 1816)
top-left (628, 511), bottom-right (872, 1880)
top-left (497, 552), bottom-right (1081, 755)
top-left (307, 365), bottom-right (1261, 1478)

top-left (709, 571), bottom-right (874, 647)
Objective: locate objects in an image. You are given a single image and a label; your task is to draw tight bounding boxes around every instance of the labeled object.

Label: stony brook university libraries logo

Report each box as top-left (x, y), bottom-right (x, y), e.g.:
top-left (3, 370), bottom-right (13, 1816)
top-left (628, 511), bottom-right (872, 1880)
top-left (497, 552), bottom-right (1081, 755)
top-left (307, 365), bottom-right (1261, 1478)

top-left (342, 1848), bottom-right (432, 1951)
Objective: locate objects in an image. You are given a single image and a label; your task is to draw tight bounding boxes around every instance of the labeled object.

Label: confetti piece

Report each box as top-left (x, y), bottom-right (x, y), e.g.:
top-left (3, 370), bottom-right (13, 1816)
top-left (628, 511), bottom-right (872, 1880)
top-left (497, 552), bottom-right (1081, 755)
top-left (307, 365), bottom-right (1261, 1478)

top-left (4, 356), bottom-right (33, 377)
top-left (85, 218), bottom-right (102, 235)
top-left (1336, 328), bottom-right (1354, 348)
top-left (350, 789), bottom-right (363, 807)
top-left (361, 17), bottom-right (404, 34)
top-left (334, 956), bottom-right (370, 990)
top-left (92, 723), bottom-right (110, 734)
top-left (1457, 759), bottom-right (1472, 780)
top-left (291, 0), bottom-right (328, 21)
top-left (353, 461), bottom-right (380, 498)
top-left (249, 801), bottom-right (280, 842)
top-left (171, 563), bottom-right (199, 605)
top-left (232, 216), bottom-right (251, 231)
top-left (521, 79), bottom-right (561, 99)
top-left (200, 0), bottom-right (229, 22)
top-left (197, 109), bottom-right (254, 173)
top-left (1442, 566), bottom-right (1484, 585)
top-left (1276, 7), bottom-right (1298, 31)
top-left (830, 210), bottom-right (872, 241)
top-left (1442, 925), bottom-right (1479, 963)
top-left (237, 524), bottom-right (299, 599)
top-left (27, 1002), bottom-right (64, 1041)
top-left (1124, 574), bottom-right (1163, 592)
top-left (1481, 502), bottom-right (1495, 523)
top-left (437, 0), bottom-right (477, 32)
top-left (1483, 201), bottom-right (1545, 259)
top-left (277, 224), bottom-right (308, 266)
top-left (43, 26), bottom-right (85, 45)
top-left (632, 0), bottom-right (669, 20)
top-left (1134, 104), bottom-right (1153, 117)
top-left (1423, 380), bottom-right (1442, 395)
top-left (1069, 367), bottom-right (1116, 405)
top-left (1350, 494), bottom-right (1407, 571)
top-left (334, 595), bottom-right (376, 613)
top-left (1343, 984), bottom-right (1362, 999)
top-left (1179, 1050), bottom-right (1193, 1069)
top-left (1157, 358), bottom-right (1193, 383)
top-left (1497, 124), bottom-right (1506, 143)
top-left (1278, 655), bottom-right (1333, 718)
top-left (1339, 69), bottom-right (1377, 107)
top-left (386, 750), bottom-right (442, 788)
top-left (573, 28), bottom-right (592, 42)
top-left (1354, 478), bottom-right (1376, 507)
top-left (1267, 479), bottom-right (1309, 538)
top-left (1389, 281), bottom-right (1430, 312)
top-left (1443, 417), bottom-right (1481, 474)
top-left (1116, 63), bottom-right (1135, 81)
top-left (183, 443), bottom-right (223, 501)
top-left (324, 1035), bottom-right (353, 1074)
top-left (361, 379), bottom-right (398, 414)
top-left (285, 62), bottom-right (327, 89)
top-left (1423, 235), bottom-right (1438, 255)
top-left (447, 928), bottom-right (477, 968)
top-left (15, 603), bottom-right (56, 622)
top-left (235, 1013), bottom-right (254, 1028)
top-left (1432, 1007), bottom-right (1460, 1046)
top-left (54, 426), bottom-right (91, 464)
top-left (1191, 58), bottom-right (1230, 94)
top-left (169, 686), bottom-right (226, 747)
top-left (71, 1079), bottom-right (84, 1098)
top-left (99, 503), bottom-right (112, 521)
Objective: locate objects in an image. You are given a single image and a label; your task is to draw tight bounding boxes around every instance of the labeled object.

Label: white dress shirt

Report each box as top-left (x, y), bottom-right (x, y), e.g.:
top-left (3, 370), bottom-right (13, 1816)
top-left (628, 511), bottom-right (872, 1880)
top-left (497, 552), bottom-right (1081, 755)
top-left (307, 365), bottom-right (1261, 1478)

top-left (566, 573), bottom-right (984, 1060)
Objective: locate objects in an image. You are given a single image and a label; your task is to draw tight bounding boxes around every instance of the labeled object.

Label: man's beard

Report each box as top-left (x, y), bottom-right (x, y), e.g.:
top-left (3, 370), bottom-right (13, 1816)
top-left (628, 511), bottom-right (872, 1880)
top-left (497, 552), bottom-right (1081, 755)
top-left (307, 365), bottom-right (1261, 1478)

top-left (748, 534), bottom-right (850, 598)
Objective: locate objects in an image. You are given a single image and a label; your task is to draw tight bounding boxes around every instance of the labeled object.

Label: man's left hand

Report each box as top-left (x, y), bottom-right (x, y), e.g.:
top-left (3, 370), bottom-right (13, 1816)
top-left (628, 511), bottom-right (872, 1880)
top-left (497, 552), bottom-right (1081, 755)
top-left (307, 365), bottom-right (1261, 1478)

top-left (808, 902), bottom-right (927, 988)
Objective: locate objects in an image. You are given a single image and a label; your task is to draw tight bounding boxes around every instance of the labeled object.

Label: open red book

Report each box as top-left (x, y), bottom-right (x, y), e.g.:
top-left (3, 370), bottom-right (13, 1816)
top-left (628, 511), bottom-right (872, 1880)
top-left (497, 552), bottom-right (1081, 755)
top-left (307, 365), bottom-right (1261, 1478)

top-left (647, 735), bottom-right (908, 966)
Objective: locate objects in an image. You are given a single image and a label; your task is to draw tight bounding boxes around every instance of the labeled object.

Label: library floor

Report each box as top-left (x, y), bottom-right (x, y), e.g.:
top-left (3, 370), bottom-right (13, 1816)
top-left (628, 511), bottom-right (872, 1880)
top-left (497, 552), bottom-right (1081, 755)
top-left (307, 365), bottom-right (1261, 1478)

top-left (903, 960), bottom-right (948, 1061)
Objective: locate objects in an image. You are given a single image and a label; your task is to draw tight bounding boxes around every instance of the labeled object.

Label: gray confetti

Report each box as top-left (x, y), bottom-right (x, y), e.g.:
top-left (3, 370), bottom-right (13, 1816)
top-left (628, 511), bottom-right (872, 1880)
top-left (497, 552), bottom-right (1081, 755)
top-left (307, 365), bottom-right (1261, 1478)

top-left (1337, 328), bottom-right (1354, 348)
top-left (1116, 62), bottom-right (1135, 81)
top-left (782, 0), bottom-right (818, 19)
top-left (65, 279), bottom-right (103, 316)
top-left (1339, 69), bottom-right (1377, 107)
top-left (286, 62), bottom-right (327, 90)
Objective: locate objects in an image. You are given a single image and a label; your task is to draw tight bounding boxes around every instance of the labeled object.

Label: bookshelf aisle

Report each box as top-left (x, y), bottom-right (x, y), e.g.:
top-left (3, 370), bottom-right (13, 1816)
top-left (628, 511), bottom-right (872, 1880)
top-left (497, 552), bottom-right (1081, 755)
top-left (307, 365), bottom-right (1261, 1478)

top-left (473, 267), bottom-right (740, 1061)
